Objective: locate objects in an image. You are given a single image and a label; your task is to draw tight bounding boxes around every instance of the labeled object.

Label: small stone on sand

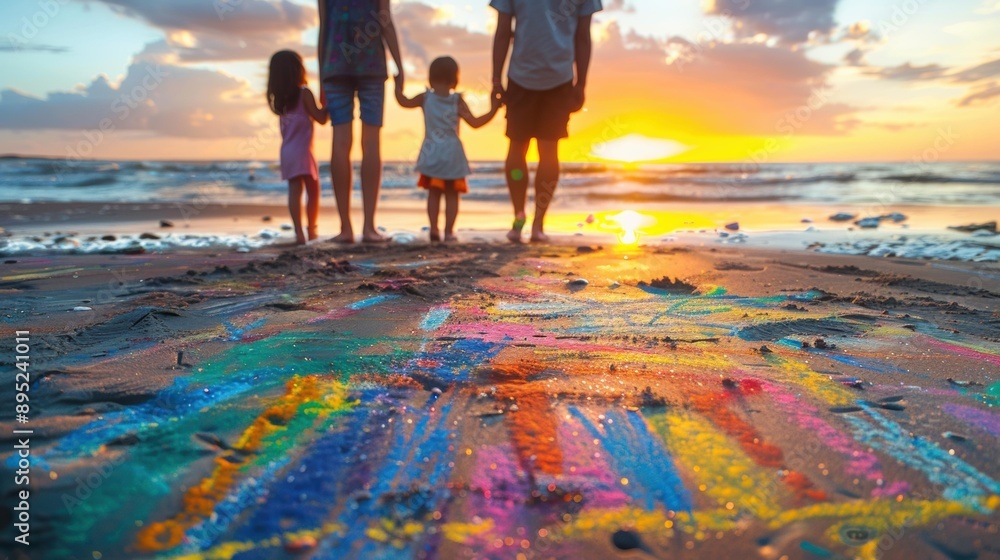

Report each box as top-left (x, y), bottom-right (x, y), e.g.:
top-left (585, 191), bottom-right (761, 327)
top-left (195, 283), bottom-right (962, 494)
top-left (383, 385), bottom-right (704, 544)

top-left (829, 213), bottom-right (856, 222)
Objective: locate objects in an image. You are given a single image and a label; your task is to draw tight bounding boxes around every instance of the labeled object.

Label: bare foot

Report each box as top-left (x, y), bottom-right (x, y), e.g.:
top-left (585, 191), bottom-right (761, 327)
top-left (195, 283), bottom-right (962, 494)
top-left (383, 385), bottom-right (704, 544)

top-left (430, 230), bottom-right (442, 243)
top-left (362, 231), bottom-right (389, 243)
top-left (530, 230), bottom-right (550, 243)
top-left (307, 227), bottom-right (319, 241)
top-left (444, 233), bottom-right (458, 243)
top-left (330, 231), bottom-right (355, 244)
top-left (508, 214), bottom-right (526, 244)
top-left (295, 232), bottom-right (308, 245)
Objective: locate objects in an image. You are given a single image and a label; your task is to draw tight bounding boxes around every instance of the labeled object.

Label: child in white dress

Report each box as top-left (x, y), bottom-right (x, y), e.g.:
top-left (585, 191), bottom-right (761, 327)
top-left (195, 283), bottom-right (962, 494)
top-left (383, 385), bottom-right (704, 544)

top-left (395, 57), bottom-right (502, 242)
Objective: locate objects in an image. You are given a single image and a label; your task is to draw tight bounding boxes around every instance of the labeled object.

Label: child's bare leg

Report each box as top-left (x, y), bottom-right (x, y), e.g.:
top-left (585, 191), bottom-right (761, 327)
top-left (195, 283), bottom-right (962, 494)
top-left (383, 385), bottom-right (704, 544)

top-left (532, 139), bottom-right (561, 243)
top-left (360, 123), bottom-right (386, 243)
top-left (287, 177), bottom-right (307, 245)
top-left (505, 139), bottom-right (531, 243)
top-left (305, 175), bottom-right (320, 240)
top-left (427, 189), bottom-right (442, 242)
top-left (444, 185), bottom-right (459, 242)
top-left (331, 123), bottom-right (354, 243)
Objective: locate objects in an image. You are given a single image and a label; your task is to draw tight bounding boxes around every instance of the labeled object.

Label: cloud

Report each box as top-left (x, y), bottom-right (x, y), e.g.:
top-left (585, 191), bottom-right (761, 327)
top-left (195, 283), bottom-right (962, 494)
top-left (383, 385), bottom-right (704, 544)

top-left (844, 48), bottom-right (867, 67)
top-left (81, 0), bottom-right (316, 61)
top-left (0, 54), bottom-right (258, 138)
top-left (603, 0), bottom-right (636, 13)
top-left (864, 56), bottom-right (1000, 107)
top-left (393, 4), bottom-right (856, 137)
top-left (706, 0), bottom-right (840, 44)
top-left (0, 44), bottom-right (69, 53)
top-left (958, 82), bottom-right (1000, 106)
top-left (395, 2), bottom-right (492, 77)
top-left (608, 28), bottom-right (853, 136)
top-left (867, 62), bottom-right (950, 81)
top-left (952, 57), bottom-right (1000, 82)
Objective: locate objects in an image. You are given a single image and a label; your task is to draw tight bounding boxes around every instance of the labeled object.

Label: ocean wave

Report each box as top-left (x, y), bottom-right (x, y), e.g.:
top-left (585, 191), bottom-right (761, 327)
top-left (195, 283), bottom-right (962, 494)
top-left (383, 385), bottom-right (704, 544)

top-left (3, 158), bottom-right (1000, 206)
top-left (881, 173), bottom-right (1000, 185)
top-left (63, 175), bottom-right (119, 187)
top-left (618, 172), bottom-right (859, 188)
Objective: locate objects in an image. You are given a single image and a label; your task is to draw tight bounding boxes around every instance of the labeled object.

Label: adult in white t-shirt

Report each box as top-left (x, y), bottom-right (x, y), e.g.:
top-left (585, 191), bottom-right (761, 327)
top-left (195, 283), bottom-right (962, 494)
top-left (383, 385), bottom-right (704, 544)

top-left (490, 0), bottom-right (603, 243)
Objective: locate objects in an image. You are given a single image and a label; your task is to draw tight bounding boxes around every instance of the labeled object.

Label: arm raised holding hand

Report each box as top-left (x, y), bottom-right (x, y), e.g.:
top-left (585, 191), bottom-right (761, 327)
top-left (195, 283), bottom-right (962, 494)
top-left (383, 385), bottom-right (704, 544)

top-left (380, 0), bottom-right (405, 84)
top-left (491, 12), bottom-right (513, 103)
top-left (394, 75), bottom-right (424, 109)
top-left (571, 14), bottom-right (593, 113)
top-left (458, 94), bottom-right (501, 129)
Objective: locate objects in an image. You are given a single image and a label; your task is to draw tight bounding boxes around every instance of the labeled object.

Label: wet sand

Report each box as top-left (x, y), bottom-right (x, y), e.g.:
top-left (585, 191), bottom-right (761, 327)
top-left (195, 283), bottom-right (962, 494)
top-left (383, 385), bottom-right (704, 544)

top-left (1, 236), bottom-right (999, 559)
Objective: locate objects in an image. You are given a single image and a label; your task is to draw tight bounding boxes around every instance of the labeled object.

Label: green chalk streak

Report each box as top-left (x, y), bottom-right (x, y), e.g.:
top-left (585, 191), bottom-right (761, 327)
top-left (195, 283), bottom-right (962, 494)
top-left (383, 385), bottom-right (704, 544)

top-left (56, 331), bottom-right (417, 555)
top-left (253, 390), bottom-right (357, 468)
top-left (984, 382), bottom-right (1000, 406)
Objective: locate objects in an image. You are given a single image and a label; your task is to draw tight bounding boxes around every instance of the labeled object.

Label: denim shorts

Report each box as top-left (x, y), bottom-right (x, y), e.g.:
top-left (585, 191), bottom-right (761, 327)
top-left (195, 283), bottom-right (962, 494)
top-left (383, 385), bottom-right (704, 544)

top-left (323, 76), bottom-right (386, 127)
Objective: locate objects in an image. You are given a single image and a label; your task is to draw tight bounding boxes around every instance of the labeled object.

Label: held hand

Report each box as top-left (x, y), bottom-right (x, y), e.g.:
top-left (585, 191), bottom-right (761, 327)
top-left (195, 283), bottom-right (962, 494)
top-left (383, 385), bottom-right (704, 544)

top-left (570, 84), bottom-right (586, 113)
top-left (319, 83), bottom-right (327, 109)
top-left (491, 82), bottom-right (506, 104)
top-left (490, 92), bottom-right (503, 111)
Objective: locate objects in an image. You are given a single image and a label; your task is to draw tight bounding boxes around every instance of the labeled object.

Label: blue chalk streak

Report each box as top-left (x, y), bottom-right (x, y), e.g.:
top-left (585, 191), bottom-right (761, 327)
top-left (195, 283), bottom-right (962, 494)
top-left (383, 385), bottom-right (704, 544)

top-left (349, 294), bottom-right (400, 310)
top-left (419, 307), bottom-right (451, 332)
top-left (569, 406), bottom-right (692, 513)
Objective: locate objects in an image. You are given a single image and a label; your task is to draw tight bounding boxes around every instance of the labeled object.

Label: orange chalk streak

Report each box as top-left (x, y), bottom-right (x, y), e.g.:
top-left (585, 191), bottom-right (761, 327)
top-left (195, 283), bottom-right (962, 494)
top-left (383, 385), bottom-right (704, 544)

top-left (135, 375), bottom-right (327, 552)
top-left (691, 380), bottom-right (827, 503)
top-left (490, 356), bottom-right (564, 478)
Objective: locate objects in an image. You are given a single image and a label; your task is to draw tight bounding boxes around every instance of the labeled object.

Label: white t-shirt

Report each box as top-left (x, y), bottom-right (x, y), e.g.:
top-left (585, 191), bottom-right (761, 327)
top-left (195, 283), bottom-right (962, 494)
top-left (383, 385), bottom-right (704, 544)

top-left (491, 0), bottom-right (603, 91)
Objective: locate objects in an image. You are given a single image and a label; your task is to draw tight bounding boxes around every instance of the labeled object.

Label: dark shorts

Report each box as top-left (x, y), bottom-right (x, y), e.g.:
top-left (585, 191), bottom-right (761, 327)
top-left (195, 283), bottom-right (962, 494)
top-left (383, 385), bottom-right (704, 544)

top-left (504, 80), bottom-right (574, 141)
top-left (323, 76), bottom-right (386, 127)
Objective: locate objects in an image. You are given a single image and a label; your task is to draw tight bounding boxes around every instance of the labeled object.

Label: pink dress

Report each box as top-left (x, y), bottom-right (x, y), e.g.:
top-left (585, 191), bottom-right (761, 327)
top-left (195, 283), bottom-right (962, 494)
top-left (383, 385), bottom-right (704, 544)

top-left (279, 89), bottom-right (319, 181)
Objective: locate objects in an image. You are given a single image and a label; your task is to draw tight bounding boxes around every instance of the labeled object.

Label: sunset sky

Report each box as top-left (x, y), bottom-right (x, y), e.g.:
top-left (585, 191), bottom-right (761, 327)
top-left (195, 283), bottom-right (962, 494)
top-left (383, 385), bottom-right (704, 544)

top-left (0, 0), bottom-right (998, 163)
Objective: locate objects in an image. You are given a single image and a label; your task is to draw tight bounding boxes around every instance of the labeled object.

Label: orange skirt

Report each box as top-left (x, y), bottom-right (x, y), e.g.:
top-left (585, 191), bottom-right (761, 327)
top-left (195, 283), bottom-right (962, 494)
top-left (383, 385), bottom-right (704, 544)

top-left (418, 174), bottom-right (468, 193)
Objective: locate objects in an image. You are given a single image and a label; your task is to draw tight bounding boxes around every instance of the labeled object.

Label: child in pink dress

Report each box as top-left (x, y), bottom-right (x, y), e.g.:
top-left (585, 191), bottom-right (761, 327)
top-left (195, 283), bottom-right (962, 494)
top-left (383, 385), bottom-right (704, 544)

top-left (268, 50), bottom-right (329, 245)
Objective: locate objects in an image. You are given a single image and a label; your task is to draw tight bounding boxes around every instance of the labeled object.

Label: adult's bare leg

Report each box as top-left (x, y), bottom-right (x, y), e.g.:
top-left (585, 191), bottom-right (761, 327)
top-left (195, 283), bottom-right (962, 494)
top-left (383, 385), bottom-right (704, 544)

top-left (360, 123), bottom-right (386, 243)
top-left (505, 138), bottom-right (531, 243)
top-left (532, 139), bottom-right (561, 243)
top-left (330, 123), bottom-right (355, 243)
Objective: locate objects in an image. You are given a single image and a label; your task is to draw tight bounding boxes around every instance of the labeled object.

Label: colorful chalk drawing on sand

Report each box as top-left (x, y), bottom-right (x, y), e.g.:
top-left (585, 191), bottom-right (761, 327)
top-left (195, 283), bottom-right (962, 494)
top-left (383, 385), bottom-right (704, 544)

top-left (17, 251), bottom-right (1000, 559)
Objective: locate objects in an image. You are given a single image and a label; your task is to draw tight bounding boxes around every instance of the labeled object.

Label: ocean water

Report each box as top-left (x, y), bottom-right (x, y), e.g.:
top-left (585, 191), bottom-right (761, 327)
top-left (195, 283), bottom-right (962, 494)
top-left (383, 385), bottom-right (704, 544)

top-left (2, 157), bottom-right (999, 208)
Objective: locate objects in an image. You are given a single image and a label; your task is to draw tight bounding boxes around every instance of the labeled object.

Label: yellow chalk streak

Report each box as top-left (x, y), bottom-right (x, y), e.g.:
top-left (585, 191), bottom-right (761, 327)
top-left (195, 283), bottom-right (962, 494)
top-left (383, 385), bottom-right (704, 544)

top-left (366, 518), bottom-right (427, 548)
top-left (169, 523), bottom-right (342, 560)
top-left (137, 376), bottom-right (353, 552)
top-left (765, 355), bottom-right (854, 406)
top-left (647, 411), bottom-right (784, 520)
top-left (554, 497), bottom-right (998, 554)
top-left (441, 518), bottom-right (496, 543)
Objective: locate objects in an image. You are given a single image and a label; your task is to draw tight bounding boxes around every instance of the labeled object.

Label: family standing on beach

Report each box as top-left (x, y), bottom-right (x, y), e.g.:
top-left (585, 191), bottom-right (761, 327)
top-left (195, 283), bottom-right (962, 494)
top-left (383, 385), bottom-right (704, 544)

top-left (268, 0), bottom-right (602, 245)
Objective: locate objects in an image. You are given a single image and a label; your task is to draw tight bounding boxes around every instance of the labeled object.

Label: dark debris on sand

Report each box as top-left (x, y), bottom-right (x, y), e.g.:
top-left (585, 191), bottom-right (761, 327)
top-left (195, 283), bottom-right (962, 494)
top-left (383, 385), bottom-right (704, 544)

top-left (638, 276), bottom-right (699, 294)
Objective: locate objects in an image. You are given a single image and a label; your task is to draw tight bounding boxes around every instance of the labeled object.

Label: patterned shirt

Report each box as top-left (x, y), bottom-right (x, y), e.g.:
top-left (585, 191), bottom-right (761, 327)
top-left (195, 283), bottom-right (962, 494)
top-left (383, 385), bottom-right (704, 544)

top-left (321, 0), bottom-right (389, 79)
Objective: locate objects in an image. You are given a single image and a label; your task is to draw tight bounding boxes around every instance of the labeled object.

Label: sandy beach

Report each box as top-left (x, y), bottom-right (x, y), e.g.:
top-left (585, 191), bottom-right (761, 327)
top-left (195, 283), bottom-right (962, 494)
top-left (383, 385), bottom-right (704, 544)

top-left (3, 0), bottom-right (1000, 555)
top-left (2, 229), bottom-right (998, 559)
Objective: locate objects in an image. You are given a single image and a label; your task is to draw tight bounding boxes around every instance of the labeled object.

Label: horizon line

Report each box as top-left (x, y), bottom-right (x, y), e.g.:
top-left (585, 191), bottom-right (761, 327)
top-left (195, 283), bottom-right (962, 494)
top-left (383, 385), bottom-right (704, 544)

top-left (3, 154), bottom-right (999, 166)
